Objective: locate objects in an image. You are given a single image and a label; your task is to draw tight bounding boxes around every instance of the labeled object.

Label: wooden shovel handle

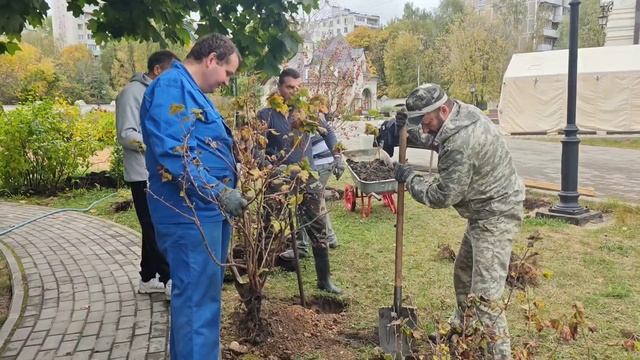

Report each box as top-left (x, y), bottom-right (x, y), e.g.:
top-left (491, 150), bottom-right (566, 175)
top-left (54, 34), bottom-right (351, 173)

top-left (393, 126), bottom-right (408, 311)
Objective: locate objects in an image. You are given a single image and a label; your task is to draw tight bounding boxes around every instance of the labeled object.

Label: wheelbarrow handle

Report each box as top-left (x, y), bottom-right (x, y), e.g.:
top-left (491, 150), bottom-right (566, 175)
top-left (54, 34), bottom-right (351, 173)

top-left (393, 126), bottom-right (408, 312)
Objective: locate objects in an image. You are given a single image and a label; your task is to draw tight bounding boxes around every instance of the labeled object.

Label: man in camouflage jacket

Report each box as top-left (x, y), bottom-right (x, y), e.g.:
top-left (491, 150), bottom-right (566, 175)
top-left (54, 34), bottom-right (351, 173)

top-left (395, 84), bottom-right (524, 359)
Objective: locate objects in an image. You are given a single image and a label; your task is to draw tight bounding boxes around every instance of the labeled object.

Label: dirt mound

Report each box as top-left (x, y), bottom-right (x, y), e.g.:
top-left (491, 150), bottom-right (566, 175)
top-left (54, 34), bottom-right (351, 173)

top-left (523, 197), bottom-right (552, 211)
top-left (346, 159), bottom-right (394, 182)
top-left (65, 171), bottom-right (120, 190)
top-left (222, 297), bottom-right (357, 359)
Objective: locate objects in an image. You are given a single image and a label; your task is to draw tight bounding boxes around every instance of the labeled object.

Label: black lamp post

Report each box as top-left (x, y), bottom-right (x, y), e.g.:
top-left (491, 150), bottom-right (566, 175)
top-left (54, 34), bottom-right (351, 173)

top-left (598, 1), bottom-right (613, 29)
top-left (537, 0), bottom-right (602, 225)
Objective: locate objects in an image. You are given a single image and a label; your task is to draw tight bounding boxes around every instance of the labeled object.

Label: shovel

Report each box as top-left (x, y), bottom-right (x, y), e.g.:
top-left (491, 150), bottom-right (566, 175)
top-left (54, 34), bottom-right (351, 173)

top-left (378, 125), bottom-right (417, 359)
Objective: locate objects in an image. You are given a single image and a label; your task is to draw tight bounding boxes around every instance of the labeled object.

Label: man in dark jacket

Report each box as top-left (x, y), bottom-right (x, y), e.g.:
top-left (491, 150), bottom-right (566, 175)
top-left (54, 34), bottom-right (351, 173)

top-left (257, 68), bottom-right (342, 294)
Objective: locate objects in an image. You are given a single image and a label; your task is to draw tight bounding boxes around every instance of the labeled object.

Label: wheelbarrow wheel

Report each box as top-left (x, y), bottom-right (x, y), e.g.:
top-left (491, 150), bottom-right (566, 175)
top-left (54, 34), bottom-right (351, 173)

top-left (344, 184), bottom-right (356, 212)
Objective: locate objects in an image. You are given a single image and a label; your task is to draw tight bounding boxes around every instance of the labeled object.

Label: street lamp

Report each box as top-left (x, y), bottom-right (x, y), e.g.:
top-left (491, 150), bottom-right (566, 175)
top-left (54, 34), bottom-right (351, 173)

top-left (536, 0), bottom-right (602, 225)
top-left (469, 84), bottom-right (476, 106)
top-left (598, 1), bottom-right (613, 29)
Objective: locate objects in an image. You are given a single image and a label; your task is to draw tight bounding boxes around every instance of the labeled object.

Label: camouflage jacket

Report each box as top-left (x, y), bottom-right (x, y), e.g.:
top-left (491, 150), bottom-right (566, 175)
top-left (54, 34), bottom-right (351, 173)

top-left (406, 101), bottom-right (524, 220)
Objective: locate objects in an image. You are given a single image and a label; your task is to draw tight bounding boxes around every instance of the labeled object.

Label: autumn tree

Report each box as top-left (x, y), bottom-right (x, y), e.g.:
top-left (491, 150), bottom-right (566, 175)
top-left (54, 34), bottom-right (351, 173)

top-left (346, 26), bottom-right (388, 96)
top-left (493, 0), bottom-right (530, 51)
top-left (434, 12), bottom-right (511, 107)
top-left (556, 0), bottom-right (606, 48)
top-left (0, 43), bottom-right (58, 104)
top-left (56, 45), bottom-right (112, 103)
top-left (384, 32), bottom-right (429, 98)
top-left (1, 0), bottom-right (319, 74)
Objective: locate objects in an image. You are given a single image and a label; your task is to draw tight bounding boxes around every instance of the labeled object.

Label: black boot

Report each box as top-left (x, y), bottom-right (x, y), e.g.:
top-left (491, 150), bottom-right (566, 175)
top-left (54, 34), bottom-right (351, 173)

top-left (312, 246), bottom-right (342, 294)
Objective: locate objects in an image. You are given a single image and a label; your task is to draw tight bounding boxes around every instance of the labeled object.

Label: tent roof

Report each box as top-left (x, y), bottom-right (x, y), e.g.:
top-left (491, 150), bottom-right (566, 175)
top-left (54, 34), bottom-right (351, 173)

top-left (504, 45), bottom-right (640, 78)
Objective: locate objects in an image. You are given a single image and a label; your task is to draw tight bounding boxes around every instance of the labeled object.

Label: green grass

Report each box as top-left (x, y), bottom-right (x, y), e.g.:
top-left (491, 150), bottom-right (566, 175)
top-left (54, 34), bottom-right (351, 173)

top-left (0, 250), bottom-right (10, 327)
top-left (4, 183), bottom-right (640, 359)
top-left (524, 137), bottom-right (640, 151)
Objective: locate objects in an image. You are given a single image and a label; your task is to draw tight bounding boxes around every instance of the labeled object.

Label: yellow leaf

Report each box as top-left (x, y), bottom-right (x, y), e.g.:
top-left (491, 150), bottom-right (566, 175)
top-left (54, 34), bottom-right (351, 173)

top-left (542, 269), bottom-right (554, 279)
top-left (191, 108), bottom-right (205, 121)
top-left (161, 170), bottom-right (173, 182)
top-left (169, 103), bottom-right (185, 115)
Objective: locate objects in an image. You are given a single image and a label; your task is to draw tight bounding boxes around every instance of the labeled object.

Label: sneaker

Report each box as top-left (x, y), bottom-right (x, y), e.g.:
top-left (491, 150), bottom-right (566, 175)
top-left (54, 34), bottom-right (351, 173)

top-left (328, 239), bottom-right (339, 249)
top-left (138, 274), bottom-right (165, 294)
top-left (165, 279), bottom-right (172, 301)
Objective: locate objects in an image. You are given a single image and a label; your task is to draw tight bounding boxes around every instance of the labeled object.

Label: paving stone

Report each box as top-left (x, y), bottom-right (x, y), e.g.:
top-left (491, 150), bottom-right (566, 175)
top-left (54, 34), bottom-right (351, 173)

top-left (40, 335), bottom-right (63, 351)
top-left (25, 331), bottom-right (47, 347)
top-left (110, 342), bottom-right (130, 358)
top-left (94, 336), bottom-right (115, 352)
top-left (0, 204), bottom-right (170, 360)
top-left (56, 341), bottom-right (77, 357)
top-left (75, 336), bottom-right (96, 352)
top-left (16, 346), bottom-right (39, 360)
top-left (2, 341), bottom-right (25, 356)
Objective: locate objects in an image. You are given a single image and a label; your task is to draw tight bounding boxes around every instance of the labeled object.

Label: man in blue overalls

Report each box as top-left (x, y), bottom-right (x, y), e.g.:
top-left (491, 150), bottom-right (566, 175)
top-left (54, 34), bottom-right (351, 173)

top-left (141, 33), bottom-right (247, 359)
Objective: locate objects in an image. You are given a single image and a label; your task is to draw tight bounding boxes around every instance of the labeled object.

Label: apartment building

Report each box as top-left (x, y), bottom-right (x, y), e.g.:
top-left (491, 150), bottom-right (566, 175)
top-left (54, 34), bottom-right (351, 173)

top-left (50, 0), bottom-right (100, 55)
top-left (299, 2), bottom-right (381, 43)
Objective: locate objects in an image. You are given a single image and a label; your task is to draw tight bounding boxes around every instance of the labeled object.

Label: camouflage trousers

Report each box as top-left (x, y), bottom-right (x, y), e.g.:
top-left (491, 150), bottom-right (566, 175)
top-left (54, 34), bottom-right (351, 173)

top-left (451, 206), bottom-right (523, 359)
top-left (297, 176), bottom-right (329, 249)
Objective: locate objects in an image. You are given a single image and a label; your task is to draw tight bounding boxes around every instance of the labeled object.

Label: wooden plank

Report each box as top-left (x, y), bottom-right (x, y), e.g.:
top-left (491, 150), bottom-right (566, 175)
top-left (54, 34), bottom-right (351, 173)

top-left (524, 178), bottom-right (596, 197)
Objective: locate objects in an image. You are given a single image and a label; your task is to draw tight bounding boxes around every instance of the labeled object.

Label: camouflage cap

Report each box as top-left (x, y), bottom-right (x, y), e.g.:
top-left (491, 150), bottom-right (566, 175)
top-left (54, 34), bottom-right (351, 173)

top-left (404, 83), bottom-right (448, 126)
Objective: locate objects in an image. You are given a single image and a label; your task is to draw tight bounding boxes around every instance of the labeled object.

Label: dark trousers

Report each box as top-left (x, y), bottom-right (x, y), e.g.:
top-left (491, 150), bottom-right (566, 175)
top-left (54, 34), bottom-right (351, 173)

top-left (129, 181), bottom-right (170, 283)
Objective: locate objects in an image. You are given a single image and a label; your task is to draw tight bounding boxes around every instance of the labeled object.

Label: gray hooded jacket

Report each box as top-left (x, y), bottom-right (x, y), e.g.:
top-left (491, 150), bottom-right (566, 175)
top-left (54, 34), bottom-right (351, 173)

top-left (116, 73), bottom-right (152, 182)
top-left (406, 101), bottom-right (524, 220)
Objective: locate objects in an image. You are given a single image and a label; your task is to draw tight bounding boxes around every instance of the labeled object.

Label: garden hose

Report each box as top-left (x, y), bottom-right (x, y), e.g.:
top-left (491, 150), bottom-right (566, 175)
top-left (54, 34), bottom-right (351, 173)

top-left (0, 192), bottom-right (118, 237)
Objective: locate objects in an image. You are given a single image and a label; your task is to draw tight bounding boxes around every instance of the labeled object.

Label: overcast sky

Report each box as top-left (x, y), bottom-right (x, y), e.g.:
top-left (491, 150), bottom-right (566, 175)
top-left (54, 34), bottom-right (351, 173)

top-left (334, 0), bottom-right (441, 24)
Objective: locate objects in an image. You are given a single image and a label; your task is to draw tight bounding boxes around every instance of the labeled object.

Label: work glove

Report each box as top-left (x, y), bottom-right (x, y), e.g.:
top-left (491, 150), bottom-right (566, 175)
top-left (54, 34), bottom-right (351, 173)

top-left (394, 110), bottom-right (408, 129)
top-left (394, 162), bottom-right (415, 183)
top-left (332, 154), bottom-right (345, 180)
top-left (218, 187), bottom-right (248, 217)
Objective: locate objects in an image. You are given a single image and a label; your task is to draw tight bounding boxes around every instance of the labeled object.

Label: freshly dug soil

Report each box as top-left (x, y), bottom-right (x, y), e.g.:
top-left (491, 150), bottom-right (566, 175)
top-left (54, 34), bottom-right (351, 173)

top-left (346, 159), bottom-right (395, 182)
top-left (523, 197), bottom-right (552, 211)
top-left (65, 171), bottom-right (120, 190)
top-left (222, 296), bottom-right (357, 360)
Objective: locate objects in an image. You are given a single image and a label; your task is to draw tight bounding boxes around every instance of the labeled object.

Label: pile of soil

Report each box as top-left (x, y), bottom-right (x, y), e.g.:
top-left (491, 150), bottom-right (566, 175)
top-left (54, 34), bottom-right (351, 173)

top-left (222, 296), bottom-right (358, 360)
top-left (65, 171), bottom-right (120, 190)
top-left (346, 159), bottom-right (394, 182)
top-left (523, 197), bottom-right (552, 211)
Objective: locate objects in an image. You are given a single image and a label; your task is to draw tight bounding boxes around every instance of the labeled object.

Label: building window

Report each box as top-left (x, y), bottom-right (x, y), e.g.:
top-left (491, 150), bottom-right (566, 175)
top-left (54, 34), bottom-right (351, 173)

top-left (78, 34), bottom-right (84, 41)
top-left (87, 33), bottom-right (92, 40)
top-left (344, 18), bottom-right (347, 24)
top-left (344, 27), bottom-right (348, 33)
top-left (77, 23), bottom-right (83, 30)
top-left (337, 28), bottom-right (341, 34)
top-left (356, 16), bottom-right (365, 22)
top-left (329, 20), bottom-right (333, 26)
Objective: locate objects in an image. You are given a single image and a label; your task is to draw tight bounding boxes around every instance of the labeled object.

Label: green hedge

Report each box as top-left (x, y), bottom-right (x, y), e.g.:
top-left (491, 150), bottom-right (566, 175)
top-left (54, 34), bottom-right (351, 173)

top-left (0, 101), bottom-right (115, 194)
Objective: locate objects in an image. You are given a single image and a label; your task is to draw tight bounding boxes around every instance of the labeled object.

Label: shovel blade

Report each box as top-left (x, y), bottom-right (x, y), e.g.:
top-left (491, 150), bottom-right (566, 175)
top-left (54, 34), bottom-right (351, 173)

top-left (378, 306), bottom-right (418, 359)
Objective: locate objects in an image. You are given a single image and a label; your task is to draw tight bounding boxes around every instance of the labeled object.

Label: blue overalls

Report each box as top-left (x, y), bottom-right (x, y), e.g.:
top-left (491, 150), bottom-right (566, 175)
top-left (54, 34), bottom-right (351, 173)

top-left (141, 60), bottom-right (236, 359)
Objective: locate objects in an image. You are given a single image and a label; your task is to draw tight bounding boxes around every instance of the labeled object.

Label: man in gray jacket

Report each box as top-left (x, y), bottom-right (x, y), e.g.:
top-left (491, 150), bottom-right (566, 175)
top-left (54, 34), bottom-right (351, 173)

top-left (116, 50), bottom-right (177, 298)
top-left (395, 84), bottom-right (524, 359)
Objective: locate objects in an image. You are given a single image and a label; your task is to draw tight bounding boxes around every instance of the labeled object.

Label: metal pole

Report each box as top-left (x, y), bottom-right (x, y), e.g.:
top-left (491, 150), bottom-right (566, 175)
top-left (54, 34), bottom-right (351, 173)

top-left (550, 0), bottom-right (587, 216)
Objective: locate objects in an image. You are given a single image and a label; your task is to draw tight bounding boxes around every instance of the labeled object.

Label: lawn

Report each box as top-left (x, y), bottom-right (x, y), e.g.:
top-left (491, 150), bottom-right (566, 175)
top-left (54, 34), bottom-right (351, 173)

top-left (522, 136), bottom-right (640, 151)
top-left (3, 180), bottom-right (639, 359)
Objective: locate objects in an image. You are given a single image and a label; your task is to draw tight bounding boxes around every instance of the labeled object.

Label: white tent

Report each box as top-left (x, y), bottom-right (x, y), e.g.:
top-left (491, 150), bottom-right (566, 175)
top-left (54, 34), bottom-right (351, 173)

top-left (499, 45), bottom-right (640, 134)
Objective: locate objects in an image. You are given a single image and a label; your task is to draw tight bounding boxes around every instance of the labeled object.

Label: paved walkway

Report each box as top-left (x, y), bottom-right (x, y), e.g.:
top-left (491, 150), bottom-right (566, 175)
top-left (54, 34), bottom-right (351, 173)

top-left (341, 123), bottom-right (640, 203)
top-left (0, 202), bottom-right (169, 360)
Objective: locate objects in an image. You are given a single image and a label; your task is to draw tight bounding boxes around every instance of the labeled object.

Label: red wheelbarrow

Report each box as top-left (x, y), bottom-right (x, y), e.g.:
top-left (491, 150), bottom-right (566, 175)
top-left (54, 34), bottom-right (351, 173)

top-left (343, 148), bottom-right (398, 218)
